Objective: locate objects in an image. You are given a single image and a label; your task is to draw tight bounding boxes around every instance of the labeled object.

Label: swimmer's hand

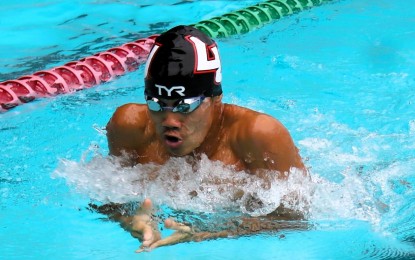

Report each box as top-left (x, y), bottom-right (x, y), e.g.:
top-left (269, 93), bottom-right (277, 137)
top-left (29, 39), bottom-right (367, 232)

top-left (136, 217), bottom-right (228, 253)
top-left (129, 199), bottom-right (161, 251)
top-left (135, 218), bottom-right (192, 253)
top-left (134, 199), bottom-right (229, 253)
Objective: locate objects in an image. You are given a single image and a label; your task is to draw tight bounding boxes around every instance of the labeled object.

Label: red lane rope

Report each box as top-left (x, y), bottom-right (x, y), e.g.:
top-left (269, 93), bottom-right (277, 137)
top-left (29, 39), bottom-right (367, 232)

top-left (0, 35), bottom-right (158, 112)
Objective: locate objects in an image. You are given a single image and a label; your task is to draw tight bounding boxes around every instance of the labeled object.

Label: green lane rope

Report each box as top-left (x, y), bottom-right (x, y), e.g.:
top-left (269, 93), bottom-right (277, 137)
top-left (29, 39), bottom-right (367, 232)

top-left (192, 0), bottom-right (333, 38)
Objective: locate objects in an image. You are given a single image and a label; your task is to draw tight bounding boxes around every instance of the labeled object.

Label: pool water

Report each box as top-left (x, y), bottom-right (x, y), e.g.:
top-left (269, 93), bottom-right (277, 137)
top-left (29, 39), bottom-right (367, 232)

top-left (1, 0), bottom-right (415, 259)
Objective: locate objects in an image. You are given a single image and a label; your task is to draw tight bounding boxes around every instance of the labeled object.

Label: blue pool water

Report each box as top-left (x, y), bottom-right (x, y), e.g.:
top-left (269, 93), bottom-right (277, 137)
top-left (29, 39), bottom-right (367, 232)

top-left (1, 0), bottom-right (415, 259)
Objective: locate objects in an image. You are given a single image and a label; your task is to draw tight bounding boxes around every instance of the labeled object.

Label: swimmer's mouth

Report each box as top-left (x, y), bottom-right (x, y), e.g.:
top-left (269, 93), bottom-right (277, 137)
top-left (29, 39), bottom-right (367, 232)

top-left (164, 134), bottom-right (183, 148)
top-left (165, 135), bottom-right (181, 143)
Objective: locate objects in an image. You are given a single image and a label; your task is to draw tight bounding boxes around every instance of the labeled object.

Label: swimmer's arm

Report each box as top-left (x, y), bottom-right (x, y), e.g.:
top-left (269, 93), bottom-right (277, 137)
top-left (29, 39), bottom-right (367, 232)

top-left (91, 201), bottom-right (307, 252)
top-left (147, 210), bottom-right (308, 251)
top-left (89, 203), bottom-right (139, 238)
top-left (236, 114), bottom-right (306, 176)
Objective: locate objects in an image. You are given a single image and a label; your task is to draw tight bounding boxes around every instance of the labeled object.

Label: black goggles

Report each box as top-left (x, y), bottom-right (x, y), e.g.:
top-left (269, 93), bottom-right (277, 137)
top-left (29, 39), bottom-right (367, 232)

top-left (145, 95), bottom-right (206, 114)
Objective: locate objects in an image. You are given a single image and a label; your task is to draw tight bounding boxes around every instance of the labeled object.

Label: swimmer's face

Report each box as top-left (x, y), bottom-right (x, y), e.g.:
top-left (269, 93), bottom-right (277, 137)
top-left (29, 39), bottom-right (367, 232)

top-left (148, 97), bottom-right (215, 156)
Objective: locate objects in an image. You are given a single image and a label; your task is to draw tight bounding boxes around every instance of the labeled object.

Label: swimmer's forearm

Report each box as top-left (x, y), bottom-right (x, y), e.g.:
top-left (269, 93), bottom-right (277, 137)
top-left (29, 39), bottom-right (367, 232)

top-left (113, 214), bottom-right (134, 231)
top-left (89, 203), bottom-right (136, 232)
top-left (190, 230), bottom-right (230, 242)
top-left (108, 213), bottom-right (147, 241)
top-left (173, 218), bottom-right (303, 246)
top-left (191, 214), bottom-right (308, 240)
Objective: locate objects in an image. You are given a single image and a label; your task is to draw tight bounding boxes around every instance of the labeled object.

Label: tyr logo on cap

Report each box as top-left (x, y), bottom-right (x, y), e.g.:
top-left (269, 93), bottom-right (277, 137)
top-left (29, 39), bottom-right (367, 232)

top-left (155, 84), bottom-right (186, 97)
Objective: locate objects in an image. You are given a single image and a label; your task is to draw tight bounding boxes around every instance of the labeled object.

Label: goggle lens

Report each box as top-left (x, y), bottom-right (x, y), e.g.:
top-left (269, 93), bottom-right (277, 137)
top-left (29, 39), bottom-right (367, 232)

top-left (146, 95), bottom-right (205, 114)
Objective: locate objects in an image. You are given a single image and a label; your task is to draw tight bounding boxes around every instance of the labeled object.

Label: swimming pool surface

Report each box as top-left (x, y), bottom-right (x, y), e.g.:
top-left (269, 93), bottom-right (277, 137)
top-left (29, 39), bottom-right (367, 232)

top-left (1, 0), bottom-right (415, 259)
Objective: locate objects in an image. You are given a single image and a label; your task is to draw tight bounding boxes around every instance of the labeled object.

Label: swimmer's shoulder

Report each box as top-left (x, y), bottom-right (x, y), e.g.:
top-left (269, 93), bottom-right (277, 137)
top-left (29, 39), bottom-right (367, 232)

top-left (223, 104), bottom-right (303, 173)
top-left (223, 103), bottom-right (289, 143)
top-left (223, 103), bottom-right (282, 129)
top-left (107, 103), bottom-right (150, 135)
top-left (106, 103), bottom-right (154, 155)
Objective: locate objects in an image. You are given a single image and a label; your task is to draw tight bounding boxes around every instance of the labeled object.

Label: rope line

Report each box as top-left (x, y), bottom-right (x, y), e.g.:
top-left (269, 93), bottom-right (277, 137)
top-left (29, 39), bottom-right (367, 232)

top-left (0, 0), bottom-right (332, 112)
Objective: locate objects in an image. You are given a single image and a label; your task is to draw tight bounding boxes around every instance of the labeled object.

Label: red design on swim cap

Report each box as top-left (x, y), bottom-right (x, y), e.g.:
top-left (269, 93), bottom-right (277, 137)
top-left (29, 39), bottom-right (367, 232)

top-left (144, 25), bottom-right (222, 99)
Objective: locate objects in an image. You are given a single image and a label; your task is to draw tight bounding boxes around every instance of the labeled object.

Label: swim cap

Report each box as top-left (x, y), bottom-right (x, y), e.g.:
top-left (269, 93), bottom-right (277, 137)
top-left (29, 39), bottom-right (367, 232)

top-left (144, 25), bottom-right (222, 99)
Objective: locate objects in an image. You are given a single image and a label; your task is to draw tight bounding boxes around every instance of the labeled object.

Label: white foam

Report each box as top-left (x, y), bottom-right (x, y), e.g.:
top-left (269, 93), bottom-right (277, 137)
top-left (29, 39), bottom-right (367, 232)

top-left (52, 145), bottom-right (413, 233)
top-left (53, 148), bottom-right (312, 216)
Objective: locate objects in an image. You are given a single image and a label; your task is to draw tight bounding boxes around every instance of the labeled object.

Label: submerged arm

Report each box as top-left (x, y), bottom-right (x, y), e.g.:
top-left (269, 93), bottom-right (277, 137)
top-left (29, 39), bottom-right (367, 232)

top-left (144, 205), bottom-right (308, 251)
top-left (91, 199), bottom-right (308, 253)
top-left (90, 199), bottom-right (162, 247)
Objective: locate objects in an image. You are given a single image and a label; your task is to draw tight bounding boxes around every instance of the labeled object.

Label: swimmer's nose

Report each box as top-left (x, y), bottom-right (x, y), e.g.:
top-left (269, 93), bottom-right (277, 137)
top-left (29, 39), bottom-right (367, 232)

top-left (161, 111), bottom-right (182, 129)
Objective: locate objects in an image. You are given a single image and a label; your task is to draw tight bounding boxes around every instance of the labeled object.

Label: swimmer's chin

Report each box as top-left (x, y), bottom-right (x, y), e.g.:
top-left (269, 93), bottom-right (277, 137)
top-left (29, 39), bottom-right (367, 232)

top-left (165, 147), bottom-right (192, 157)
top-left (165, 146), bottom-right (202, 157)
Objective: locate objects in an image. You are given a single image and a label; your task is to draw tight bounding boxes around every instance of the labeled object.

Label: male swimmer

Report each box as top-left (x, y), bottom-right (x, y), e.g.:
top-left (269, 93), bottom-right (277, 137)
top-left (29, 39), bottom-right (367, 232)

top-left (103, 25), bottom-right (306, 252)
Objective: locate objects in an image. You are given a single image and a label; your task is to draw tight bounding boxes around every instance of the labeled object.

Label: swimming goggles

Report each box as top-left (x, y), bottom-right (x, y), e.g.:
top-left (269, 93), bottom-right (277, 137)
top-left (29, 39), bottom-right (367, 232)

top-left (145, 95), bottom-right (206, 113)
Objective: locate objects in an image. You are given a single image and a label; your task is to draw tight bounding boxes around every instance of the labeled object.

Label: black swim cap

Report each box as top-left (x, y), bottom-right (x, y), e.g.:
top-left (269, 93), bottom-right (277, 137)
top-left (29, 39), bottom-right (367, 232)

top-left (144, 25), bottom-right (222, 99)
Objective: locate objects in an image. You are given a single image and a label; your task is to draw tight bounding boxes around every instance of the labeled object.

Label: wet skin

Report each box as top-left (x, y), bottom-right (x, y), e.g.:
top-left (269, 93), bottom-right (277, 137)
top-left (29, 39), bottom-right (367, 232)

top-left (107, 95), bottom-right (305, 173)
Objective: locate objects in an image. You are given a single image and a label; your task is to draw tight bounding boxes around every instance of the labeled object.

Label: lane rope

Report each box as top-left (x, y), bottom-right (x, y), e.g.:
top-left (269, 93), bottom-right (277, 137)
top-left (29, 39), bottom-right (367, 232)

top-left (0, 0), bottom-right (332, 112)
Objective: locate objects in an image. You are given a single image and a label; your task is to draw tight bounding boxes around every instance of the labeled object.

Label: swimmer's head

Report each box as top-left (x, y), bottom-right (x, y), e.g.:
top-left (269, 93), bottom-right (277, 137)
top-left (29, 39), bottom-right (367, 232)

top-left (144, 25), bottom-right (222, 99)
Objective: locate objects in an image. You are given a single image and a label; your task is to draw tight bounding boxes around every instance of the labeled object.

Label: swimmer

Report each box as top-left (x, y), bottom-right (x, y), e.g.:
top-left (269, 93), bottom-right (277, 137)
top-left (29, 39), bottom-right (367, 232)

top-left (103, 25), bottom-right (307, 252)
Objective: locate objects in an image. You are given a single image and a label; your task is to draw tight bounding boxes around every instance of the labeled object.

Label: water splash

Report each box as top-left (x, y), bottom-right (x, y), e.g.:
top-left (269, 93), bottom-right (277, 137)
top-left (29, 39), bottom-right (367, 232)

top-left (53, 145), bottom-right (389, 224)
top-left (53, 149), bottom-right (309, 217)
